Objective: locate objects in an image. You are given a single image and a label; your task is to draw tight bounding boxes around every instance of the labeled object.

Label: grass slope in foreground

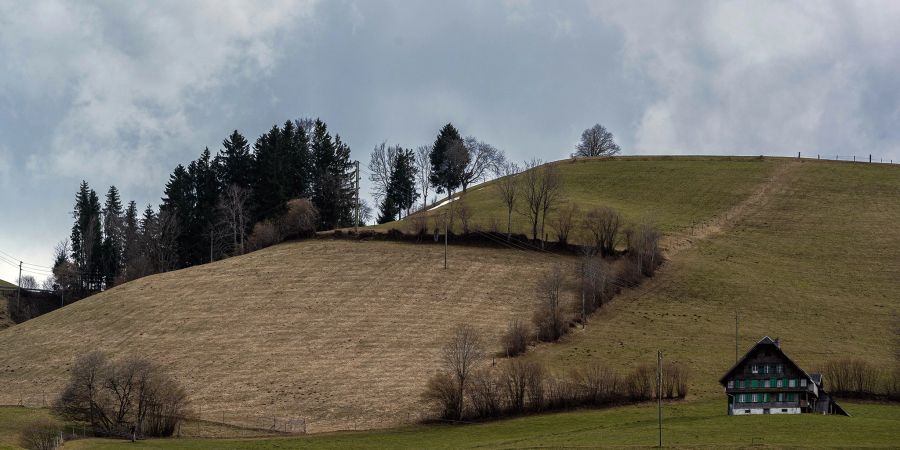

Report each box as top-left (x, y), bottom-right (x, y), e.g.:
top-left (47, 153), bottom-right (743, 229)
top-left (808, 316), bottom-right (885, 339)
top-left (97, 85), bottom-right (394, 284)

top-left (57, 400), bottom-right (900, 449)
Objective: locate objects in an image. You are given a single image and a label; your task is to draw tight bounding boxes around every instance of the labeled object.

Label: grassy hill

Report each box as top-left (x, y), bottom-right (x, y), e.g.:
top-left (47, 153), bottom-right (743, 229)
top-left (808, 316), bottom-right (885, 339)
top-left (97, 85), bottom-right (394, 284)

top-left (0, 279), bottom-right (14, 289)
top-left (0, 156), bottom-right (897, 447)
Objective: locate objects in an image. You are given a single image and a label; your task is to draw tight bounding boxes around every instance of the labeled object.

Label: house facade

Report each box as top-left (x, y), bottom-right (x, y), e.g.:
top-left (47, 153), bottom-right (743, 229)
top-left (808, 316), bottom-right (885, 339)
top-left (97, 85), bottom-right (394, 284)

top-left (719, 336), bottom-right (848, 416)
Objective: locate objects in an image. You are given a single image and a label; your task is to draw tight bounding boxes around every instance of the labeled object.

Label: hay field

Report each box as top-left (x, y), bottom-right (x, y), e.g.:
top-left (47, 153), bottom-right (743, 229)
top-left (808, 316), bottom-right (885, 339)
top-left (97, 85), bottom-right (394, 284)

top-left (0, 240), bottom-right (560, 433)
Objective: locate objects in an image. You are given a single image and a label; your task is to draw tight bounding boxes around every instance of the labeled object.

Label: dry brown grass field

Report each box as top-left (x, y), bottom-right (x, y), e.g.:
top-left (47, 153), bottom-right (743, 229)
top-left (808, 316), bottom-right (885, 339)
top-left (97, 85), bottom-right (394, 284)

top-left (0, 240), bottom-right (560, 433)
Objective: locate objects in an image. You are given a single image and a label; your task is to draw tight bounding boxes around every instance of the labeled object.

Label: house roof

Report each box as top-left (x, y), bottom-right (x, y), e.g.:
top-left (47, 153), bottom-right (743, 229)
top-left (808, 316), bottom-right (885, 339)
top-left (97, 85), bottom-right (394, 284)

top-left (718, 336), bottom-right (814, 385)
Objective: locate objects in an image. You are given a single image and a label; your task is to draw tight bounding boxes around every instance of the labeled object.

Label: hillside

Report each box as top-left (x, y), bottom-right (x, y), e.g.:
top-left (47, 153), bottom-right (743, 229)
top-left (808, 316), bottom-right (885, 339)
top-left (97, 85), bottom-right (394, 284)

top-left (0, 240), bottom-right (559, 432)
top-left (0, 279), bottom-right (14, 289)
top-left (0, 157), bottom-right (897, 443)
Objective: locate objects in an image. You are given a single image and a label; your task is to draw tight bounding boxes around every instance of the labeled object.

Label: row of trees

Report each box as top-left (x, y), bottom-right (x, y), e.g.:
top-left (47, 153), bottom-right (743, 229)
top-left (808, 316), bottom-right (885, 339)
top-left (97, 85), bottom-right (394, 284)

top-left (423, 326), bottom-right (687, 421)
top-left (54, 118), bottom-right (354, 294)
top-left (369, 123), bottom-right (506, 224)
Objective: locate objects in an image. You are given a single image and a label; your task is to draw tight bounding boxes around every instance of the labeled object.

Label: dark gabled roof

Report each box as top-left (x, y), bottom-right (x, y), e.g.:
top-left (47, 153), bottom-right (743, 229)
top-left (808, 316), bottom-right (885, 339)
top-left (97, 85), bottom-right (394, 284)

top-left (809, 373), bottom-right (823, 386)
top-left (718, 336), bottom-right (814, 385)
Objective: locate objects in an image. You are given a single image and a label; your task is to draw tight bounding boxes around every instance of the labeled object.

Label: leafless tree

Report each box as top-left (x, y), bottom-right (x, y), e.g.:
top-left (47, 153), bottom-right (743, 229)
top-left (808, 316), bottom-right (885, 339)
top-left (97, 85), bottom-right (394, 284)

top-left (19, 275), bottom-right (38, 290)
top-left (552, 203), bottom-right (579, 246)
top-left (580, 254), bottom-right (611, 313)
top-left (532, 265), bottom-right (569, 342)
top-left (501, 359), bottom-right (543, 413)
top-left (494, 162), bottom-right (520, 241)
top-left (414, 145), bottom-right (433, 210)
top-left (441, 325), bottom-right (485, 419)
top-left (461, 137), bottom-right (505, 192)
top-left (501, 319), bottom-right (531, 357)
top-left (624, 218), bottom-right (661, 276)
top-left (218, 184), bottom-right (251, 256)
top-left (368, 141), bottom-right (401, 203)
top-left (574, 123), bottom-right (621, 157)
top-left (584, 207), bottom-right (621, 256)
top-left (455, 198), bottom-right (473, 234)
top-left (518, 159), bottom-right (563, 244)
top-left (467, 368), bottom-right (502, 418)
top-left (538, 165), bottom-right (563, 247)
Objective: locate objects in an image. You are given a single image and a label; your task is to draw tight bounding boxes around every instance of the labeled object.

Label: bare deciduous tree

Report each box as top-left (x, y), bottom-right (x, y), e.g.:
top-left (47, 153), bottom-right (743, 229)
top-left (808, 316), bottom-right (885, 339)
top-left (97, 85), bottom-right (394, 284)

top-left (519, 159), bottom-right (564, 243)
top-left (461, 137), bottom-right (505, 192)
top-left (414, 145), bottom-right (433, 210)
top-left (624, 218), bottom-right (661, 277)
top-left (441, 325), bottom-right (485, 419)
top-left (584, 207), bottom-right (621, 256)
top-left (532, 265), bottom-right (569, 342)
top-left (494, 162), bottom-right (520, 241)
top-left (368, 141), bottom-right (401, 203)
top-left (552, 203), bottom-right (579, 246)
top-left (501, 319), bottom-right (531, 357)
top-left (19, 275), bottom-right (38, 290)
top-left (455, 198), bottom-right (473, 234)
top-left (218, 184), bottom-right (251, 256)
top-left (574, 124), bottom-right (621, 157)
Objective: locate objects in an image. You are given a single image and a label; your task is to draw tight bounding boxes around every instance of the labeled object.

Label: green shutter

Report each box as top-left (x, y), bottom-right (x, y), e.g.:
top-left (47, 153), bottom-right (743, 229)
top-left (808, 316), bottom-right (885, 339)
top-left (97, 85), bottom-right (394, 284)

top-left (771, 377), bottom-right (776, 388)
top-left (751, 380), bottom-right (759, 388)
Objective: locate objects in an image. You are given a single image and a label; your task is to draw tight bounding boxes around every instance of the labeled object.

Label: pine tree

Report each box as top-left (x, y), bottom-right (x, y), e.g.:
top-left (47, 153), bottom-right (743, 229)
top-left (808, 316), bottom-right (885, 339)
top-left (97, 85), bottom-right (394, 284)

top-left (216, 130), bottom-right (254, 190)
top-left (252, 125), bottom-right (288, 221)
top-left (122, 200), bottom-right (139, 280)
top-left (429, 123), bottom-right (468, 195)
top-left (191, 148), bottom-right (220, 264)
top-left (378, 148), bottom-right (418, 222)
top-left (161, 164), bottom-right (194, 268)
top-left (333, 134), bottom-right (356, 228)
top-left (376, 195), bottom-right (399, 224)
top-left (286, 119), bottom-right (312, 199)
top-left (311, 121), bottom-right (355, 230)
top-left (101, 186), bottom-right (124, 286)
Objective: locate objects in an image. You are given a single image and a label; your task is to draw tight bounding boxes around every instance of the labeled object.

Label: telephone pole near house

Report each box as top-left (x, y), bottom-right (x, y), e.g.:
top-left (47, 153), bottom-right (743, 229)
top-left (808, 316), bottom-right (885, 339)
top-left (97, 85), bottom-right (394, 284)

top-left (735, 311), bottom-right (739, 363)
top-left (355, 160), bottom-right (360, 235)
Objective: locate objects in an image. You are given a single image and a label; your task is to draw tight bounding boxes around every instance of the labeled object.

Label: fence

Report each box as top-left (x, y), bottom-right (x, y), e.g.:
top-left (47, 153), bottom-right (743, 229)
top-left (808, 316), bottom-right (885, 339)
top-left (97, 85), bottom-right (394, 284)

top-left (796, 152), bottom-right (896, 164)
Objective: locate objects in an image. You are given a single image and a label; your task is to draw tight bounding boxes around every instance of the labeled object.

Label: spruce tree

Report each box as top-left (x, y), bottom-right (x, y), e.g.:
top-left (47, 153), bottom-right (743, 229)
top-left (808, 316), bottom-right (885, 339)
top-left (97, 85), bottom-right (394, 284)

top-left (216, 130), bottom-right (254, 190)
top-left (122, 200), bottom-right (139, 280)
top-left (311, 119), bottom-right (337, 229)
top-left (161, 164), bottom-right (195, 268)
top-left (252, 125), bottom-right (288, 221)
top-left (191, 148), bottom-right (220, 263)
top-left (429, 123), bottom-right (468, 195)
top-left (101, 186), bottom-right (124, 286)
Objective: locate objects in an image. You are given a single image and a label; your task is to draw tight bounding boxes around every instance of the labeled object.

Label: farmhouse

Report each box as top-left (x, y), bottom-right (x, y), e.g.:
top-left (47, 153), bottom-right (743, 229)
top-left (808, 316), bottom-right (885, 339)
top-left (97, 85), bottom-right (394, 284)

top-left (719, 336), bottom-right (848, 416)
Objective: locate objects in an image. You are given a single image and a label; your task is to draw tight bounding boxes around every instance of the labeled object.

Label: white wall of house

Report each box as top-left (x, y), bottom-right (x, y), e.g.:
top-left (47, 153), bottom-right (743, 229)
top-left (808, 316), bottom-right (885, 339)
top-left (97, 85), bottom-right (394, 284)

top-left (733, 407), bottom-right (801, 415)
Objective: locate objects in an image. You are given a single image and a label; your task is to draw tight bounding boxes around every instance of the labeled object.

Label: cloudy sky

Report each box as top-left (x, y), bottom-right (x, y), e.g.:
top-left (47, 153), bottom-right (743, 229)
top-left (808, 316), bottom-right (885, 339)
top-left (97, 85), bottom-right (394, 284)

top-left (1, 0), bottom-right (899, 283)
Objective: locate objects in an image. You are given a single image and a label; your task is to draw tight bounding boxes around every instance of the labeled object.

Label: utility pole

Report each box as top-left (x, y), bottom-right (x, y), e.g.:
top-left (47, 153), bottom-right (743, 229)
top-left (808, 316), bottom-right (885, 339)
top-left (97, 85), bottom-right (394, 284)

top-left (657, 350), bottom-right (662, 448)
top-left (16, 261), bottom-right (22, 311)
top-left (355, 160), bottom-right (360, 235)
top-left (444, 208), bottom-right (449, 270)
top-left (735, 311), bottom-right (739, 363)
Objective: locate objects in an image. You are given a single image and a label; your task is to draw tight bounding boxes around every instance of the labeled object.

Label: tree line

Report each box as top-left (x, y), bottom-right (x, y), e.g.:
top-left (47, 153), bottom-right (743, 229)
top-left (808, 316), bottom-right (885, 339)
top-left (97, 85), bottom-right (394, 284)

top-left (52, 118), bottom-right (355, 295)
top-left (368, 123), bottom-right (506, 224)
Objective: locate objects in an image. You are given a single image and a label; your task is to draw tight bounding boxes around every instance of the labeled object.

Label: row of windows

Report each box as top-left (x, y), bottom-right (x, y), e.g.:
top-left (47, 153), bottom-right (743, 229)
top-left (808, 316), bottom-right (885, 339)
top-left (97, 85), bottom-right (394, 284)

top-left (728, 378), bottom-right (806, 389)
top-left (737, 393), bottom-right (797, 403)
top-left (749, 364), bottom-right (784, 374)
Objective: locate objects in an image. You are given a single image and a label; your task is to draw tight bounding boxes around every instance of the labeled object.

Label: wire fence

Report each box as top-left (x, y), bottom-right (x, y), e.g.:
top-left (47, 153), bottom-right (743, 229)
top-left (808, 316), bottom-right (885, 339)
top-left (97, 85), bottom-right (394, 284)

top-left (796, 152), bottom-right (896, 164)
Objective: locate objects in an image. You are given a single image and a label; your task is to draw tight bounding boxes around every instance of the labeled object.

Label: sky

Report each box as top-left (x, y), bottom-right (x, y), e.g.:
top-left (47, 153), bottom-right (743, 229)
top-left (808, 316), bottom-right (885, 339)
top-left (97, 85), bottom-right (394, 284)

top-left (1, 0), bottom-right (899, 284)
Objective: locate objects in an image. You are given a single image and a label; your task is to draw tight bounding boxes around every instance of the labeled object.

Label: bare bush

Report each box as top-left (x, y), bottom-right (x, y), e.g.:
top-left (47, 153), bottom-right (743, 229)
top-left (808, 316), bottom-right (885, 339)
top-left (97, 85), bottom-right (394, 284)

top-left (545, 376), bottom-right (577, 410)
top-left (552, 203), bottom-right (579, 246)
top-left (580, 255), bottom-right (612, 314)
top-left (247, 221), bottom-right (281, 251)
top-left (441, 325), bottom-right (484, 419)
top-left (501, 319), bottom-right (532, 357)
top-left (455, 199), bottom-right (473, 234)
top-left (19, 418), bottom-right (62, 450)
top-left (822, 358), bottom-right (881, 397)
top-left (279, 199), bottom-right (319, 239)
top-left (572, 362), bottom-right (621, 405)
top-left (467, 369), bottom-right (502, 418)
top-left (54, 351), bottom-right (189, 438)
top-left (625, 219), bottom-right (662, 277)
top-left (406, 213), bottom-right (429, 236)
top-left (584, 207), bottom-right (621, 256)
top-left (627, 364), bottom-right (655, 401)
top-left (659, 361), bottom-right (689, 399)
top-left (422, 372), bottom-right (461, 420)
top-left (501, 359), bottom-right (541, 413)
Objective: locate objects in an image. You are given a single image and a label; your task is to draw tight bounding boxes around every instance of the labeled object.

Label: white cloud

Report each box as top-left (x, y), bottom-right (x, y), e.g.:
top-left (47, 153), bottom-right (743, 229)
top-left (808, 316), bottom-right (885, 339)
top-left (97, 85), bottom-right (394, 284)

top-left (589, 0), bottom-right (900, 158)
top-left (0, 0), bottom-right (318, 188)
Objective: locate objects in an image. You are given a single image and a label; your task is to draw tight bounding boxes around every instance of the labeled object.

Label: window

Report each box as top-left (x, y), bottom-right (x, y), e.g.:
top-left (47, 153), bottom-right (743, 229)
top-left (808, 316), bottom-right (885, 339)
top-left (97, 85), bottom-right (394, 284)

top-left (752, 394), bottom-right (758, 403)
top-left (801, 378), bottom-right (807, 387)
top-left (777, 364), bottom-right (784, 373)
top-left (728, 380), bottom-right (734, 389)
top-left (777, 393), bottom-right (784, 402)
top-left (782, 409), bottom-right (788, 413)
top-left (763, 379), bottom-right (769, 388)
top-left (763, 364), bottom-right (770, 374)
top-left (776, 379), bottom-right (782, 388)
top-left (751, 364), bottom-right (759, 374)
top-left (788, 379), bottom-right (796, 388)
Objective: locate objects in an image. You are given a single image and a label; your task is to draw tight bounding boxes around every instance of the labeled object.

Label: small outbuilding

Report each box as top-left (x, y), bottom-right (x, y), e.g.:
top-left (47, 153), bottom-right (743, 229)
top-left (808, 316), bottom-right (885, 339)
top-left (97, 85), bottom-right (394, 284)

top-left (719, 336), bottom-right (848, 416)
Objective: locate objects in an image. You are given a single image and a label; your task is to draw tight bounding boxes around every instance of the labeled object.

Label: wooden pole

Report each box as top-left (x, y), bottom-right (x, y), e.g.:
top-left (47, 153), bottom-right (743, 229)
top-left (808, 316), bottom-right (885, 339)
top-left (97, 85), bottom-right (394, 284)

top-left (657, 350), bottom-right (662, 448)
top-left (355, 160), bottom-right (360, 235)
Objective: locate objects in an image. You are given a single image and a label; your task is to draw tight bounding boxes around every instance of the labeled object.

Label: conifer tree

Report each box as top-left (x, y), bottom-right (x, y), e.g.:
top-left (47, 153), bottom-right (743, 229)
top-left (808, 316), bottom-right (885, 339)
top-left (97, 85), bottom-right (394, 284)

top-left (161, 164), bottom-right (194, 268)
top-left (252, 125), bottom-right (288, 221)
top-left (101, 186), bottom-right (124, 286)
top-left (122, 200), bottom-right (139, 280)
top-left (216, 130), bottom-right (254, 190)
top-left (429, 123), bottom-right (468, 195)
top-left (191, 148), bottom-right (220, 263)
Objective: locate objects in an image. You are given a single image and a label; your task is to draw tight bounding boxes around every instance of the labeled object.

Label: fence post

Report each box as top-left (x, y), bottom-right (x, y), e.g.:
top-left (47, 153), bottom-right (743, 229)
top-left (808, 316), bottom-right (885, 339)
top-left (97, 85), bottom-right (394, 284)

top-left (869, 154), bottom-right (872, 163)
top-left (853, 156), bottom-right (856, 162)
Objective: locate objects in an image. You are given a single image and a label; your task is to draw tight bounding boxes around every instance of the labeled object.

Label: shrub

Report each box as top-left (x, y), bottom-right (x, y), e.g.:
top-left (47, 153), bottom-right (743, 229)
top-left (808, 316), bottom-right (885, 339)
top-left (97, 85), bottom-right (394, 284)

top-left (659, 361), bottom-right (689, 399)
top-left (624, 220), bottom-right (662, 277)
top-left (500, 360), bottom-right (540, 413)
top-left (626, 364), bottom-right (655, 401)
top-left (584, 207), bottom-right (621, 256)
top-left (501, 319), bottom-right (531, 357)
top-left (54, 351), bottom-right (189, 438)
top-left (467, 369), bottom-right (502, 418)
top-left (279, 199), bottom-right (318, 239)
top-left (822, 358), bottom-right (881, 397)
top-left (422, 371), bottom-right (461, 420)
top-left (532, 266), bottom-right (570, 342)
top-left (19, 418), bottom-right (62, 450)
top-left (572, 362), bottom-right (621, 405)
top-left (247, 220), bottom-right (281, 251)
top-left (406, 213), bottom-right (429, 236)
